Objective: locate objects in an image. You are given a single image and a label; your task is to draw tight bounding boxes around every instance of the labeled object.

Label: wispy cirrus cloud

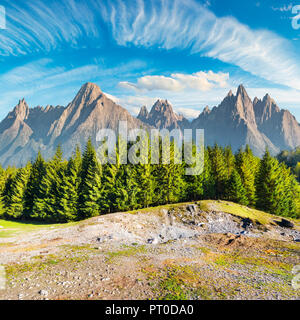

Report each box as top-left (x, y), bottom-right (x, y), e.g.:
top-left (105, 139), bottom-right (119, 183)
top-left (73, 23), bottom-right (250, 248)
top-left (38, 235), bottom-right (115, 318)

top-left (1, 0), bottom-right (300, 92)
top-left (119, 70), bottom-right (229, 92)
top-left (0, 58), bottom-right (146, 119)
top-left (0, 0), bottom-right (102, 56)
top-left (101, 0), bottom-right (300, 91)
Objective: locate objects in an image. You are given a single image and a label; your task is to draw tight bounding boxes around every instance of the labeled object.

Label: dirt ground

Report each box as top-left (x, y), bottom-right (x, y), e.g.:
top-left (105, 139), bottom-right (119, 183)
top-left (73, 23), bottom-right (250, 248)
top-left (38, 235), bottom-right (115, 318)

top-left (0, 201), bottom-right (299, 300)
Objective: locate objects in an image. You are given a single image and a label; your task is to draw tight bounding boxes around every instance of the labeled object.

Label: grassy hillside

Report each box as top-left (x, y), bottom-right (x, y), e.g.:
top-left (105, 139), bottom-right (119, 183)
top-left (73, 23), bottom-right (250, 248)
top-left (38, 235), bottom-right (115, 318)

top-left (1, 200), bottom-right (299, 239)
top-left (0, 220), bottom-right (75, 238)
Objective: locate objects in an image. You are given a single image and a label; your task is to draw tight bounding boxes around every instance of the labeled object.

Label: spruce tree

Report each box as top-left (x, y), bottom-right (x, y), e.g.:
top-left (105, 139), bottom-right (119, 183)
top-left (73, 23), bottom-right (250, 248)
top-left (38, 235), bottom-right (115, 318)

top-left (1, 167), bottom-right (18, 217)
top-left (56, 147), bottom-right (82, 222)
top-left (255, 149), bottom-right (297, 217)
top-left (224, 146), bottom-right (235, 180)
top-left (134, 136), bottom-right (155, 208)
top-left (0, 165), bottom-right (6, 217)
top-left (6, 164), bottom-right (31, 219)
top-left (78, 139), bottom-right (102, 218)
top-left (235, 146), bottom-right (258, 206)
top-left (31, 146), bottom-right (66, 221)
top-left (112, 164), bottom-right (138, 212)
top-left (202, 148), bottom-right (215, 199)
top-left (209, 144), bottom-right (227, 199)
top-left (24, 151), bottom-right (46, 218)
top-left (184, 144), bottom-right (205, 201)
top-left (227, 169), bottom-right (248, 205)
top-left (153, 141), bottom-right (185, 205)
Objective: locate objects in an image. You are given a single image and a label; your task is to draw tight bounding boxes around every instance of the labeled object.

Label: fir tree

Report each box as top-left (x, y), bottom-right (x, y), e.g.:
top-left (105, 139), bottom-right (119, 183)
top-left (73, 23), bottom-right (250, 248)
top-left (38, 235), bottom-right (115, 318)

top-left (224, 146), bottom-right (235, 180)
top-left (0, 167), bottom-right (18, 217)
top-left (56, 147), bottom-right (82, 222)
top-left (202, 148), bottom-right (215, 199)
top-left (6, 164), bottom-right (31, 219)
top-left (209, 144), bottom-right (227, 199)
top-left (24, 151), bottom-right (46, 218)
top-left (184, 144), bottom-right (205, 201)
top-left (134, 136), bottom-right (155, 208)
top-left (78, 139), bottom-right (102, 218)
top-left (235, 145), bottom-right (258, 206)
top-left (0, 165), bottom-right (6, 217)
top-left (31, 146), bottom-right (66, 221)
top-left (255, 149), bottom-right (297, 217)
top-left (227, 169), bottom-right (248, 205)
top-left (153, 141), bottom-right (185, 205)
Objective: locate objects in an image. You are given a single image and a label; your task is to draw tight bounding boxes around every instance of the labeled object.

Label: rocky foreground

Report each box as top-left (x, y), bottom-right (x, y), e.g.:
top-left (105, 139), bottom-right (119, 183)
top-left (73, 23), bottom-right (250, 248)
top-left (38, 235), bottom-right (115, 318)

top-left (0, 200), bottom-right (299, 300)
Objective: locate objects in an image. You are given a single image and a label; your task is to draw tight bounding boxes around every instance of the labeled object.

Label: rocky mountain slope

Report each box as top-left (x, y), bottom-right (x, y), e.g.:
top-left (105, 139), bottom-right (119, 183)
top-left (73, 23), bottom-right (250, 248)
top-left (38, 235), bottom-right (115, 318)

top-left (253, 94), bottom-right (300, 151)
top-left (137, 99), bottom-right (189, 131)
top-left (137, 85), bottom-right (300, 157)
top-left (0, 83), bottom-right (299, 166)
top-left (0, 83), bottom-right (145, 167)
top-left (190, 85), bottom-right (281, 156)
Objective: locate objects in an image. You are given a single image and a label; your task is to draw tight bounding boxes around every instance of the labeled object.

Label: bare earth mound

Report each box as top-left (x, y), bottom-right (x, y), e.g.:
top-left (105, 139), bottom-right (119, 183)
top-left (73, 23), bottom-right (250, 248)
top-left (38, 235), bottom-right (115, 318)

top-left (0, 201), bottom-right (299, 300)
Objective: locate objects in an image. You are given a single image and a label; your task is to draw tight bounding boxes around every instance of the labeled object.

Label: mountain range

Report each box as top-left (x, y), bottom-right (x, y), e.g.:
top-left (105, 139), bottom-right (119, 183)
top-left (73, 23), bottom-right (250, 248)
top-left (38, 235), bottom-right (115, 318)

top-left (0, 83), bottom-right (299, 167)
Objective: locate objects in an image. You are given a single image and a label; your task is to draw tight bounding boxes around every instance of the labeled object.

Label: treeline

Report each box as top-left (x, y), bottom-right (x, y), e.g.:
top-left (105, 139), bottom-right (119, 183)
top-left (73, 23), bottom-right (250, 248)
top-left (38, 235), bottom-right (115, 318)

top-left (278, 147), bottom-right (300, 182)
top-left (0, 140), bottom-right (299, 223)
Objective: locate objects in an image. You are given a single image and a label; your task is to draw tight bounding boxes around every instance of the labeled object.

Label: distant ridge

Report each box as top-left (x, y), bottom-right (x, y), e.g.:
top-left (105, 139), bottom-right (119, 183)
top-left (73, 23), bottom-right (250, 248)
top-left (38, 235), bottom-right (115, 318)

top-left (0, 83), bottom-right (299, 167)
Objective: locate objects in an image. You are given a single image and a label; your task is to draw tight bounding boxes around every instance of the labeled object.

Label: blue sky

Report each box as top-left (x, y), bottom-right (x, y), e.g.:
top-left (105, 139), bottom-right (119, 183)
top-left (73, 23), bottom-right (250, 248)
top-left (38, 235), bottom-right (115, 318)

top-left (0, 0), bottom-right (300, 121)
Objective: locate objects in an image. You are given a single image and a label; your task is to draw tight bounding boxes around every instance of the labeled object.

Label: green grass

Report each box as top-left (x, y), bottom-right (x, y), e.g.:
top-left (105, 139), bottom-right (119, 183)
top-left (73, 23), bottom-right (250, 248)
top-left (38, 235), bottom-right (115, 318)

top-left (200, 200), bottom-right (300, 228)
top-left (144, 264), bottom-right (224, 300)
top-left (0, 219), bottom-right (76, 238)
top-left (213, 252), bottom-right (293, 277)
top-left (5, 254), bottom-right (64, 278)
top-left (105, 245), bottom-right (147, 262)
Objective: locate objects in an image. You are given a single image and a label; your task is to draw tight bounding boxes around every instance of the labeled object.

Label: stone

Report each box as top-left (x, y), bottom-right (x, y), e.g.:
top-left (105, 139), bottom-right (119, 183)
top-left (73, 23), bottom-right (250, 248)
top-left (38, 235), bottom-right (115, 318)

top-left (242, 218), bottom-right (253, 229)
top-left (275, 219), bottom-right (294, 229)
top-left (39, 290), bottom-right (48, 297)
top-left (147, 238), bottom-right (159, 245)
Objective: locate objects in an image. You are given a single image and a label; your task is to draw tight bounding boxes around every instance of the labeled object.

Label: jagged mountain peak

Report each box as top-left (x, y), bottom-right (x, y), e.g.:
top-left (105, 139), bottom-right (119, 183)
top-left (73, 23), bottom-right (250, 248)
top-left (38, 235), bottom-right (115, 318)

top-left (236, 84), bottom-right (248, 96)
top-left (80, 82), bottom-right (102, 93)
top-left (139, 99), bottom-right (187, 130)
top-left (71, 82), bottom-right (103, 108)
top-left (151, 99), bottom-right (173, 112)
top-left (137, 106), bottom-right (149, 122)
top-left (203, 106), bottom-right (211, 115)
top-left (13, 98), bottom-right (29, 121)
top-left (0, 83), bottom-right (299, 167)
top-left (227, 90), bottom-right (233, 97)
top-left (254, 93), bottom-right (280, 121)
top-left (253, 97), bottom-right (259, 105)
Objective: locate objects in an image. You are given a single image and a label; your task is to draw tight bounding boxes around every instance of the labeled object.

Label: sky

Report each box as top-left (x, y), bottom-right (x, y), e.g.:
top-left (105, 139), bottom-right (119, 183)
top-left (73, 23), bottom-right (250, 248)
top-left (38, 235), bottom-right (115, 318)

top-left (0, 0), bottom-right (300, 121)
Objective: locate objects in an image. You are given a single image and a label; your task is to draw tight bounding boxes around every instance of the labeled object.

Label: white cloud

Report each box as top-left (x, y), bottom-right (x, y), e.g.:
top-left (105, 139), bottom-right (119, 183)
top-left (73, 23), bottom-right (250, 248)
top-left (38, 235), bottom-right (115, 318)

top-left (116, 96), bottom-right (159, 115)
top-left (103, 92), bottom-right (120, 104)
top-left (120, 75), bottom-right (183, 92)
top-left (119, 71), bottom-right (229, 92)
top-left (102, 0), bottom-right (300, 91)
top-left (176, 107), bottom-right (201, 119)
